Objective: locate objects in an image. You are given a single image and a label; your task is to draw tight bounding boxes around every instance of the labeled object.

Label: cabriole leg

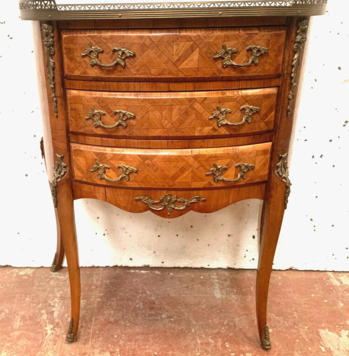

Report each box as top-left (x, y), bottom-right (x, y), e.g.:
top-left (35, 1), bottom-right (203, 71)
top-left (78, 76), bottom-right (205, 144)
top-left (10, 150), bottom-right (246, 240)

top-left (56, 177), bottom-right (81, 342)
top-left (50, 209), bottom-right (65, 272)
top-left (256, 173), bottom-right (287, 350)
top-left (40, 138), bottom-right (65, 272)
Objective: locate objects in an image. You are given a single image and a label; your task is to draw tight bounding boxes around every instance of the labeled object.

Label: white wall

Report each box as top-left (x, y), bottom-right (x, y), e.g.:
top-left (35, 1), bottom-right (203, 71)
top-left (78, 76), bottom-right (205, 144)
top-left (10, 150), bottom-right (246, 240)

top-left (0, 1), bottom-right (348, 271)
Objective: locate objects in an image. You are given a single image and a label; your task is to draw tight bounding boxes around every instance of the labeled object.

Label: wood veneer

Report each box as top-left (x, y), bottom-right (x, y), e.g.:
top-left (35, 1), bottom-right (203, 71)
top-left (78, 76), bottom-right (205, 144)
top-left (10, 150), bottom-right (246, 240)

top-left (34, 14), bottom-right (312, 350)
top-left (69, 132), bottom-right (274, 149)
top-left (71, 142), bottom-right (271, 189)
top-left (67, 88), bottom-right (277, 139)
top-left (73, 181), bottom-right (266, 219)
top-left (61, 27), bottom-right (286, 82)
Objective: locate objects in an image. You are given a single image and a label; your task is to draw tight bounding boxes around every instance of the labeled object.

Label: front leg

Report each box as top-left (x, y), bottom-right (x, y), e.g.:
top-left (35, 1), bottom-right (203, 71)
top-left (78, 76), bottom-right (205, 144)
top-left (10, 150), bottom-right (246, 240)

top-left (56, 176), bottom-right (81, 342)
top-left (50, 210), bottom-right (65, 272)
top-left (40, 137), bottom-right (65, 272)
top-left (256, 173), bottom-right (287, 350)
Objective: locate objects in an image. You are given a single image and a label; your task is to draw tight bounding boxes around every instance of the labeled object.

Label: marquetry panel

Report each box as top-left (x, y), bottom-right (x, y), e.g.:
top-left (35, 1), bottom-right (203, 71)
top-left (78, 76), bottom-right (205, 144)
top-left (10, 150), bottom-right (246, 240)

top-left (61, 27), bottom-right (286, 81)
top-left (73, 182), bottom-right (266, 219)
top-left (71, 143), bottom-right (271, 189)
top-left (67, 88), bottom-right (277, 139)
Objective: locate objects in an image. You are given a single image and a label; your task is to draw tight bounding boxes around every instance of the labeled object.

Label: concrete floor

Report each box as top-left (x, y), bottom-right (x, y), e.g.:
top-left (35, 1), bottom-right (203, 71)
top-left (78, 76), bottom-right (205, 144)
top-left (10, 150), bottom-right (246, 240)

top-left (0, 268), bottom-right (348, 356)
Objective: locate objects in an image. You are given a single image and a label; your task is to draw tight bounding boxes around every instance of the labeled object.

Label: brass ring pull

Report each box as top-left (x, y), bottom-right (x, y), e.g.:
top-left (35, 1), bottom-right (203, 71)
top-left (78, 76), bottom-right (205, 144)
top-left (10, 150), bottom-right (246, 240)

top-left (81, 43), bottom-right (135, 68)
top-left (85, 107), bottom-right (135, 129)
top-left (209, 105), bottom-right (260, 127)
top-left (135, 194), bottom-right (206, 216)
top-left (91, 161), bottom-right (138, 182)
top-left (206, 163), bottom-right (255, 183)
top-left (214, 44), bottom-right (269, 68)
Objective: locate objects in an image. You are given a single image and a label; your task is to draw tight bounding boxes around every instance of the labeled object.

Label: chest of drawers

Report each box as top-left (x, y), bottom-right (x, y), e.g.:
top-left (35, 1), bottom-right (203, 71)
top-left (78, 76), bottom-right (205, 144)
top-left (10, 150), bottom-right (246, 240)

top-left (20, 0), bottom-right (327, 350)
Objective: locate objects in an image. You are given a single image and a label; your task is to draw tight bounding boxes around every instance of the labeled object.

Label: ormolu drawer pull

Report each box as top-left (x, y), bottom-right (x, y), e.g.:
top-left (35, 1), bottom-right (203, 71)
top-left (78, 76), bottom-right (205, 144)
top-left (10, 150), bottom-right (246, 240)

top-left (85, 107), bottom-right (135, 129)
top-left (209, 105), bottom-right (260, 127)
top-left (81, 43), bottom-right (135, 68)
top-left (91, 161), bottom-right (138, 182)
top-left (206, 163), bottom-right (255, 183)
top-left (135, 193), bottom-right (206, 216)
top-left (214, 44), bottom-right (268, 68)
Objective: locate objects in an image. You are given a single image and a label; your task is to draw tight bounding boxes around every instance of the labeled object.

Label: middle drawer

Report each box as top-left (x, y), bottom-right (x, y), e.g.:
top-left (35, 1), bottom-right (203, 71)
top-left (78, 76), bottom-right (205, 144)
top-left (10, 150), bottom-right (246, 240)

top-left (67, 88), bottom-right (277, 139)
top-left (71, 142), bottom-right (271, 189)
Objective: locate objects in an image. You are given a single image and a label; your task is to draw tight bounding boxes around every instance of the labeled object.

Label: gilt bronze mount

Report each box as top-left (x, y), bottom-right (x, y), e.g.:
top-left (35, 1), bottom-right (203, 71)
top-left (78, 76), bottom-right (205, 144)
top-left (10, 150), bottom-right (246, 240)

top-left (209, 105), bottom-right (260, 127)
top-left (275, 153), bottom-right (292, 209)
top-left (214, 44), bottom-right (269, 68)
top-left (206, 163), bottom-right (255, 183)
top-left (91, 161), bottom-right (138, 183)
top-left (135, 194), bottom-right (206, 216)
top-left (50, 154), bottom-right (67, 208)
top-left (81, 43), bottom-right (135, 68)
top-left (85, 107), bottom-right (135, 129)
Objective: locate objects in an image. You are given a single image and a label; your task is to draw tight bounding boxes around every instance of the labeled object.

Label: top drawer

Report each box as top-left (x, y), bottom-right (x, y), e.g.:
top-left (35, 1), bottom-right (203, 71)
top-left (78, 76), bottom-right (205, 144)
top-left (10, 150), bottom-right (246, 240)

top-left (61, 27), bottom-right (286, 82)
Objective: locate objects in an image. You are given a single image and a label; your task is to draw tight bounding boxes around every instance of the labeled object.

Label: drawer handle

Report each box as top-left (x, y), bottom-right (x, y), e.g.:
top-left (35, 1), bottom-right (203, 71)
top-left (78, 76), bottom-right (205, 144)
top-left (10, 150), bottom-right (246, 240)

top-left (91, 161), bottom-right (138, 182)
top-left (206, 163), bottom-right (255, 183)
top-left (209, 105), bottom-right (260, 127)
top-left (81, 43), bottom-right (135, 68)
top-left (135, 194), bottom-right (206, 216)
top-left (85, 107), bottom-right (135, 129)
top-left (214, 44), bottom-right (268, 68)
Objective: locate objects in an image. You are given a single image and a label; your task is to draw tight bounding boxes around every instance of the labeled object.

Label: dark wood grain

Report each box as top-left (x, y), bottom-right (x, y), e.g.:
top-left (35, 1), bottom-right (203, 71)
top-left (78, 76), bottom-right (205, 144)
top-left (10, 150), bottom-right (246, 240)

top-left (69, 132), bottom-right (274, 149)
top-left (58, 17), bottom-right (287, 30)
top-left (64, 78), bottom-right (282, 92)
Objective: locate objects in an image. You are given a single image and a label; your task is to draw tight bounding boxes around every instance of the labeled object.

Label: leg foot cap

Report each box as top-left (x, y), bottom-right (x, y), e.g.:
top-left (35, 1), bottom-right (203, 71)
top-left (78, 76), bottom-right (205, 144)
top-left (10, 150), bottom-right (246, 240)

top-left (66, 318), bottom-right (75, 343)
top-left (50, 253), bottom-right (62, 273)
top-left (261, 325), bottom-right (271, 350)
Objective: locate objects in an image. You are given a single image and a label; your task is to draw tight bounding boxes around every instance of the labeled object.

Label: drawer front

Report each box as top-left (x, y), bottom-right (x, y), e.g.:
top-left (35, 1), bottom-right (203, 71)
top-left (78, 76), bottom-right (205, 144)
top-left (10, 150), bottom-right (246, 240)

top-left (61, 28), bottom-right (286, 81)
top-left (71, 143), bottom-right (271, 189)
top-left (74, 182), bottom-right (266, 218)
top-left (68, 89), bottom-right (277, 139)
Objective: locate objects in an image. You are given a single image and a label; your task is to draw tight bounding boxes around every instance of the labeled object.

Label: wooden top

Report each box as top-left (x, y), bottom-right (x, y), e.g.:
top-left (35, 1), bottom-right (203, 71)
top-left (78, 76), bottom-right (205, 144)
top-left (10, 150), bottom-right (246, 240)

top-left (19, 0), bottom-right (327, 21)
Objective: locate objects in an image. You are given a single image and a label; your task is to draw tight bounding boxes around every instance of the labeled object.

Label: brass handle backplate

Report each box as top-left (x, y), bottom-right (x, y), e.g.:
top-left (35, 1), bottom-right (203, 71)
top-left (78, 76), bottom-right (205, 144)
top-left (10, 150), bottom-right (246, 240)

top-left (209, 105), bottom-right (260, 127)
top-left (81, 43), bottom-right (135, 68)
top-left (135, 193), bottom-right (206, 216)
top-left (206, 163), bottom-right (255, 183)
top-left (91, 161), bottom-right (138, 182)
top-left (214, 44), bottom-right (269, 68)
top-left (85, 107), bottom-right (135, 129)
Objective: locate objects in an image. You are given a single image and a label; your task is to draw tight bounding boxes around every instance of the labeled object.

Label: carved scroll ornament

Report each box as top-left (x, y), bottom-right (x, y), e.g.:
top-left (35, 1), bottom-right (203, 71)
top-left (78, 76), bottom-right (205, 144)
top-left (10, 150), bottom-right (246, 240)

top-left (135, 194), bottom-right (206, 216)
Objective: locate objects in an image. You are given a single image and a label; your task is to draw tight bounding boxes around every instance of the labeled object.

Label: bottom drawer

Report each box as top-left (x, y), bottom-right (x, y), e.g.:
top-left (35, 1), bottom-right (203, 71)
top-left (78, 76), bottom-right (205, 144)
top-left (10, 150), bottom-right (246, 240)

top-left (73, 182), bottom-right (266, 219)
top-left (71, 142), bottom-right (271, 189)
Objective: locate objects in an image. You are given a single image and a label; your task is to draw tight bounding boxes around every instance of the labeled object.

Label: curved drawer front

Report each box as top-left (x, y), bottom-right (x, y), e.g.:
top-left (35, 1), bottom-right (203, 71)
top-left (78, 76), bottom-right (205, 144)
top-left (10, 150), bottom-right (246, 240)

top-left (68, 88), bottom-right (277, 139)
top-left (61, 28), bottom-right (286, 81)
top-left (71, 142), bottom-right (271, 189)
